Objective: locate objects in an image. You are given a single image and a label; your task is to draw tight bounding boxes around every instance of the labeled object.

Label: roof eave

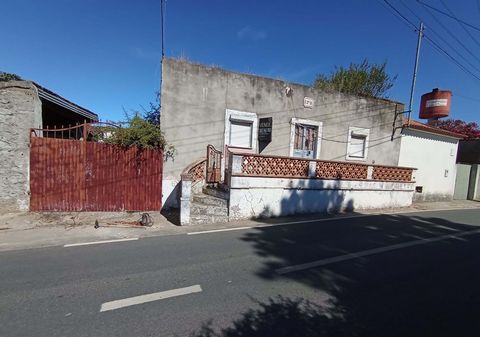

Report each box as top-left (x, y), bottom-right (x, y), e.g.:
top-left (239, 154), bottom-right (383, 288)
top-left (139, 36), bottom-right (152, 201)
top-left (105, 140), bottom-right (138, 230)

top-left (34, 82), bottom-right (98, 121)
top-left (403, 125), bottom-right (464, 140)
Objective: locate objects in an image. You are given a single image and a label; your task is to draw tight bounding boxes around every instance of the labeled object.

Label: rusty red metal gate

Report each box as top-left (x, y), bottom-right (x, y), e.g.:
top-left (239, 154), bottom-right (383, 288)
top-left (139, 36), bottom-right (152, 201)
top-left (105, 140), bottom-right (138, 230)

top-left (206, 144), bottom-right (222, 184)
top-left (29, 126), bottom-right (163, 212)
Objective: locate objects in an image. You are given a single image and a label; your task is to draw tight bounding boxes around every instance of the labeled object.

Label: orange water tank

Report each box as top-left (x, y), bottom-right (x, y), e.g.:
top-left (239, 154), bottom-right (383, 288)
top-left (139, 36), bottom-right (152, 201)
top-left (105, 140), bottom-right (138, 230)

top-left (419, 88), bottom-right (452, 119)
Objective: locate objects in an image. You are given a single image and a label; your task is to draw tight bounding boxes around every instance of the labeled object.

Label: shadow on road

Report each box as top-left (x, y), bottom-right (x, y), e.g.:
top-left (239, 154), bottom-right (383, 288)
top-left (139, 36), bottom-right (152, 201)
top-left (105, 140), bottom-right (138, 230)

top-left (191, 211), bottom-right (480, 337)
top-left (190, 296), bottom-right (351, 337)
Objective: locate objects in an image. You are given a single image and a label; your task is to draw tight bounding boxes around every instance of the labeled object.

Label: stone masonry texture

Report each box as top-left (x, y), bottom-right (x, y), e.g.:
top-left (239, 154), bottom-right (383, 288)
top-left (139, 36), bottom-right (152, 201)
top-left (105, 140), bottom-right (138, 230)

top-left (0, 81), bottom-right (42, 212)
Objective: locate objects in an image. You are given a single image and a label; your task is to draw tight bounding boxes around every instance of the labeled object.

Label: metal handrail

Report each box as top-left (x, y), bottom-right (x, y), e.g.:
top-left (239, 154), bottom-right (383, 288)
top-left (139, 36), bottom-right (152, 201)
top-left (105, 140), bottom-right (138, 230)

top-left (30, 122), bottom-right (120, 140)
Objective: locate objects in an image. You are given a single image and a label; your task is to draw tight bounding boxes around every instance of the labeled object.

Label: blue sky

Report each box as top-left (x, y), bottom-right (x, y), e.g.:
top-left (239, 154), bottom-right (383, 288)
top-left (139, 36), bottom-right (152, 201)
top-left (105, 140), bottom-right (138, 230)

top-left (1, 0), bottom-right (479, 123)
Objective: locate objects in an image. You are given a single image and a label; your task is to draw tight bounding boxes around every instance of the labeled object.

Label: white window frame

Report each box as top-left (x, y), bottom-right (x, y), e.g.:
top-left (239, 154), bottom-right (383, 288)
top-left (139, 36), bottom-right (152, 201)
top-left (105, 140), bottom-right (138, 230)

top-left (346, 127), bottom-right (370, 161)
top-left (289, 118), bottom-right (323, 159)
top-left (224, 109), bottom-right (258, 152)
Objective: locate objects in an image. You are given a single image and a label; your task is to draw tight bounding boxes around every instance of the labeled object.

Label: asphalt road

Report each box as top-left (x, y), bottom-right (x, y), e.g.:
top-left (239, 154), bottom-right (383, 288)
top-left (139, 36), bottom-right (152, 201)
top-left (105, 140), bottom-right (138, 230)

top-left (1, 208), bottom-right (479, 337)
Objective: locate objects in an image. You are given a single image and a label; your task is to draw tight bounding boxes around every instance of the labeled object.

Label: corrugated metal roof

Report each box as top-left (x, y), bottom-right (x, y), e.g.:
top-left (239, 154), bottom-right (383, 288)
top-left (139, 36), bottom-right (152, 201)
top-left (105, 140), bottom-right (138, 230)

top-left (33, 82), bottom-right (98, 121)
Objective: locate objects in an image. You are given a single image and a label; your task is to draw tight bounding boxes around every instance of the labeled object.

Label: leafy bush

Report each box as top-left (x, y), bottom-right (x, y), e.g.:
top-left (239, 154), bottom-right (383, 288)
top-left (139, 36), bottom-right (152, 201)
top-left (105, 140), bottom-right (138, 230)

top-left (0, 72), bottom-right (22, 82)
top-left (102, 116), bottom-right (175, 157)
top-left (313, 59), bottom-right (396, 98)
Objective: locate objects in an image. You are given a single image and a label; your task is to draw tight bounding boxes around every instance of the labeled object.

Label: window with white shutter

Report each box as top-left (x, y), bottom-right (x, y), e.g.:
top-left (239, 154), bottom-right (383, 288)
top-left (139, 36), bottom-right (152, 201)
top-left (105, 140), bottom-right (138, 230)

top-left (229, 120), bottom-right (253, 148)
top-left (348, 134), bottom-right (366, 158)
top-left (346, 127), bottom-right (369, 161)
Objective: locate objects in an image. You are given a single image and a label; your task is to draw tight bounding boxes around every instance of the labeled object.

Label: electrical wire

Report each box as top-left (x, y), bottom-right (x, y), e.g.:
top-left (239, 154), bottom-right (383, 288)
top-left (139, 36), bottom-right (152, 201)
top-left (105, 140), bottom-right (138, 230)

top-left (440, 0), bottom-right (480, 49)
top-left (420, 2), bottom-right (480, 69)
top-left (382, 0), bottom-right (480, 83)
top-left (416, 0), bottom-right (480, 33)
top-left (400, 0), bottom-right (480, 74)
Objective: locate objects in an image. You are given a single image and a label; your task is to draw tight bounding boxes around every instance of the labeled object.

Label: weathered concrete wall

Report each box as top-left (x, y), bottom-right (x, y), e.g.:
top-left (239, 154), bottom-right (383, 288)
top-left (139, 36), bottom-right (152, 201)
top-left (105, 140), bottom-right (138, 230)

top-left (228, 176), bottom-right (414, 220)
top-left (398, 128), bottom-right (459, 202)
top-left (161, 58), bottom-right (404, 208)
top-left (0, 81), bottom-right (42, 212)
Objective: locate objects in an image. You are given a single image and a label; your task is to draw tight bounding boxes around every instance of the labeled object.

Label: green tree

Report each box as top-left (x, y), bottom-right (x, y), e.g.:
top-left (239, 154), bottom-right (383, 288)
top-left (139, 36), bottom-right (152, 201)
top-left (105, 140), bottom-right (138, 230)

top-left (143, 92), bottom-right (160, 126)
top-left (313, 59), bottom-right (397, 98)
top-left (0, 71), bottom-right (22, 82)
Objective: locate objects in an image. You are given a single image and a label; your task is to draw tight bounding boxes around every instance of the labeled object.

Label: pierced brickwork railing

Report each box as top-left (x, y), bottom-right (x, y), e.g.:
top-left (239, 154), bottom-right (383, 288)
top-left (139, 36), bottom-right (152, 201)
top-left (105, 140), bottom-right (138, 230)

top-left (241, 155), bottom-right (309, 177)
top-left (182, 158), bottom-right (206, 183)
top-left (316, 161), bottom-right (368, 180)
top-left (232, 153), bottom-right (415, 183)
top-left (189, 159), bottom-right (206, 183)
top-left (372, 166), bottom-right (413, 182)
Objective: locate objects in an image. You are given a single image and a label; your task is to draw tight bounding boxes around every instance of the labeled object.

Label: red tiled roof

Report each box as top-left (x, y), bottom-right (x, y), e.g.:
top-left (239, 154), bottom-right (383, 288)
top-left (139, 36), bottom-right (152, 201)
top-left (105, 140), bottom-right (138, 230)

top-left (403, 120), bottom-right (465, 139)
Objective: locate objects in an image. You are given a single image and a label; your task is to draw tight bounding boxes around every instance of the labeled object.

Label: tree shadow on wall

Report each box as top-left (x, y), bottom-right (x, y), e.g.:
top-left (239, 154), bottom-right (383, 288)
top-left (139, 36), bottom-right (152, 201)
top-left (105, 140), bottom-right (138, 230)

top-left (256, 179), bottom-right (355, 220)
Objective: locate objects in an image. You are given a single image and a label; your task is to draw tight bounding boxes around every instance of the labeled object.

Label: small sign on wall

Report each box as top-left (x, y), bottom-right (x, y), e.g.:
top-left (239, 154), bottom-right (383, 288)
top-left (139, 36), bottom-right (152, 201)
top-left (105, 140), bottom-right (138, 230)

top-left (258, 117), bottom-right (273, 142)
top-left (304, 97), bottom-right (314, 108)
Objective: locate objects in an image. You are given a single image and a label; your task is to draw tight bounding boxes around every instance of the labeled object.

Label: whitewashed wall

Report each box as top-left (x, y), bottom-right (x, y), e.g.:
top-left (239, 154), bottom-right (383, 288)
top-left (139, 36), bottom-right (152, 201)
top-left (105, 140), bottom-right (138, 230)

top-left (228, 176), bottom-right (415, 220)
top-left (398, 128), bottom-right (459, 201)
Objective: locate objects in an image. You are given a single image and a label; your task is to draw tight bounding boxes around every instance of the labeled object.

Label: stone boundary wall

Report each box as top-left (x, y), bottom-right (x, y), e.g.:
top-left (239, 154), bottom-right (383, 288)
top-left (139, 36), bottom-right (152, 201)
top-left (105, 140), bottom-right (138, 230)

top-left (0, 81), bottom-right (42, 213)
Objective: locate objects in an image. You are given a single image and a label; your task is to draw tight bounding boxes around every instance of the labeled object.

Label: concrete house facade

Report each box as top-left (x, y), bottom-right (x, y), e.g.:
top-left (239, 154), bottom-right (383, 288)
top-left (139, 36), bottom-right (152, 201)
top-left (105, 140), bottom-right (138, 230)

top-left (161, 58), bottom-right (406, 209)
top-left (0, 80), bottom-right (98, 212)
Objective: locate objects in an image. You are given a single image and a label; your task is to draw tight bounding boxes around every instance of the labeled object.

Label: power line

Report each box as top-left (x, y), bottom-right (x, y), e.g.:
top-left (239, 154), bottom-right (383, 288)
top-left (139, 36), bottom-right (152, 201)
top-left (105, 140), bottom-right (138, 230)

top-left (423, 35), bottom-right (480, 81)
top-left (455, 93), bottom-right (480, 103)
top-left (416, 0), bottom-right (480, 33)
top-left (381, 0), bottom-right (480, 83)
top-left (420, 2), bottom-right (480, 69)
top-left (399, 0), bottom-right (480, 73)
top-left (440, 0), bottom-right (480, 49)
top-left (382, 0), bottom-right (418, 30)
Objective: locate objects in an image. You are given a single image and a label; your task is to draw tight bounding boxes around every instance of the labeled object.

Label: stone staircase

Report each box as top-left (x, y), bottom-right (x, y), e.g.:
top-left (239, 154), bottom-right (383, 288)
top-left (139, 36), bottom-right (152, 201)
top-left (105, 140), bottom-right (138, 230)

top-left (190, 186), bottom-right (229, 224)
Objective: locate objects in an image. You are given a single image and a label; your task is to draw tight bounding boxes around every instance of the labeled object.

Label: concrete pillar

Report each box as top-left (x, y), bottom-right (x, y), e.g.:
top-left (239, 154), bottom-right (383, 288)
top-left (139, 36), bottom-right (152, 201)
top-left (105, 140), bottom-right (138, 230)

top-left (367, 166), bottom-right (374, 180)
top-left (231, 155), bottom-right (243, 174)
top-left (180, 174), bottom-right (193, 225)
top-left (308, 161), bottom-right (317, 178)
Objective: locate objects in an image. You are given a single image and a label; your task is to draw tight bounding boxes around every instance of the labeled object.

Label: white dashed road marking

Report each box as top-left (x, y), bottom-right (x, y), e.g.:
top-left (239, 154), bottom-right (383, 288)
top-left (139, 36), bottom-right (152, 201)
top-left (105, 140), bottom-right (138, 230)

top-left (100, 285), bottom-right (203, 312)
top-left (187, 226), bottom-right (253, 235)
top-left (277, 229), bottom-right (480, 274)
top-left (64, 238), bottom-right (139, 247)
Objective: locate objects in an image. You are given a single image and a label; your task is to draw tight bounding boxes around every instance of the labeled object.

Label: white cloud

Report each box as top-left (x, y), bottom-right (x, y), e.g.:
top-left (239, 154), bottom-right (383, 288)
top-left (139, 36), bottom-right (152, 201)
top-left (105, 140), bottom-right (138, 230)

top-left (237, 26), bottom-right (268, 41)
